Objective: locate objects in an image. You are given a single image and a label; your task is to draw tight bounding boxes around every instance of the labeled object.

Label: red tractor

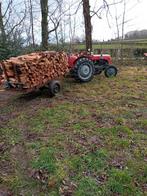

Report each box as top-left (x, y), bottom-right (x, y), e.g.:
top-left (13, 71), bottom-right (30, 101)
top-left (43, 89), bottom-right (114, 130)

top-left (68, 53), bottom-right (117, 82)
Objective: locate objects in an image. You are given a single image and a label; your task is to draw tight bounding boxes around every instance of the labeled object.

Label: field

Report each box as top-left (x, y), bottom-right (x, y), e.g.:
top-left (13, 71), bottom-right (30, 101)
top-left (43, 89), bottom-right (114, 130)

top-left (0, 63), bottom-right (147, 195)
top-left (73, 39), bottom-right (147, 50)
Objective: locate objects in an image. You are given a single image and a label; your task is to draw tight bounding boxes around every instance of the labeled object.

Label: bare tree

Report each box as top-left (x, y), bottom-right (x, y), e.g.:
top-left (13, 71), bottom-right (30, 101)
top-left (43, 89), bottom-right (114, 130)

top-left (56, 0), bottom-right (64, 45)
top-left (29, 0), bottom-right (35, 47)
top-left (113, 0), bottom-right (136, 59)
top-left (82, 0), bottom-right (123, 52)
top-left (0, 2), bottom-right (6, 43)
top-left (40, 0), bottom-right (48, 50)
top-left (48, 1), bottom-right (61, 48)
top-left (82, 0), bottom-right (92, 52)
top-left (121, 0), bottom-right (126, 40)
top-left (1, 0), bottom-right (27, 39)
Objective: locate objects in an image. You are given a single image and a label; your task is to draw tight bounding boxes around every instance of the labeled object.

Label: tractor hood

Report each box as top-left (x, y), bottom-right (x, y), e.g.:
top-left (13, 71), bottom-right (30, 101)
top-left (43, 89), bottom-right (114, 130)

top-left (90, 54), bottom-right (112, 64)
top-left (93, 54), bottom-right (111, 57)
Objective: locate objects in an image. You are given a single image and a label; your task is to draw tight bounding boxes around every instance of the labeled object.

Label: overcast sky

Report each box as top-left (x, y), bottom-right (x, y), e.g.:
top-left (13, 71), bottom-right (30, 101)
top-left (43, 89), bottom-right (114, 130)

top-left (91, 0), bottom-right (147, 40)
top-left (3, 0), bottom-right (147, 42)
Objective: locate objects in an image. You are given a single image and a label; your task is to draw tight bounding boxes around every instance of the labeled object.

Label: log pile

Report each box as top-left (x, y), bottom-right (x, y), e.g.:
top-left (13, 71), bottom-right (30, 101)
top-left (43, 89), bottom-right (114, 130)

top-left (0, 75), bottom-right (3, 85)
top-left (0, 66), bottom-right (3, 85)
top-left (0, 51), bottom-right (69, 89)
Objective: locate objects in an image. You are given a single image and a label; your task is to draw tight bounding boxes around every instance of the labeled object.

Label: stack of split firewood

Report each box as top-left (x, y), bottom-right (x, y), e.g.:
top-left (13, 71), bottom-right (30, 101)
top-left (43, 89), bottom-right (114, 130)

top-left (0, 51), bottom-right (69, 89)
top-left (0, 75), bottom-right (3, 85)
top-left (0, 66), bottom-right (3, 85)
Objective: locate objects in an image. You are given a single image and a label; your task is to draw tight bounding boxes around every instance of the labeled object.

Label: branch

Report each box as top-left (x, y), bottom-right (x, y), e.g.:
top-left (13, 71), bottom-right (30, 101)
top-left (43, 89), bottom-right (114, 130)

top-left (91, 0), bottom-right (123, 18)
top-left (73, 1), bottom-right (82, 15)
top-left (48, 20), bottom-right (60, 34)
top-left (57, 0), bottom-right (82, 18)
top-left (3, 0), bottom-right (13, 18)
top-left (90, 10), bottom-right (102, 19)
top-left (7, 11), bottom-right (26, 36)
top-left (4, 7), bottom-right (12, 27)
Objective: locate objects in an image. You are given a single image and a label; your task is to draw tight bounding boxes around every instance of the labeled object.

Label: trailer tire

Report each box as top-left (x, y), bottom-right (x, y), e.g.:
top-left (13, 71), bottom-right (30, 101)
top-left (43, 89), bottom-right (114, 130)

top-left (48, 80), bottom-right (61, 97)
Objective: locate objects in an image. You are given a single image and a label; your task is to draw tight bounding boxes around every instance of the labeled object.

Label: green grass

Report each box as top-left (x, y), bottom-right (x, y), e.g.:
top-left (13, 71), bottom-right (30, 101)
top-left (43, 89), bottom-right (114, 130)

top-left (74, 177), bottom-right (102, 196)
top-left (73, 39), bottom-right (147, 50)
top-left (32, 147), bottom-right (56, 173)
top-left (0, 64), bottom-right (147, 195)
top-left (106, 169), bottom-right (138, 195)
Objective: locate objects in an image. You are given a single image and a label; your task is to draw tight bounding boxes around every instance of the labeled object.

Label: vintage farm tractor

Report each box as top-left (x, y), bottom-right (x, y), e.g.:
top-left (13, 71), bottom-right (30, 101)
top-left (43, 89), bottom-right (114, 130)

top-left (68, 52), bottom-right (118, 82)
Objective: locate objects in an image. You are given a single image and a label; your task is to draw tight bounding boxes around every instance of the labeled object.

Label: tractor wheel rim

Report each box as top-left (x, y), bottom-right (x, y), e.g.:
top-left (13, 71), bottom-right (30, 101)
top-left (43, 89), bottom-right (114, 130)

top-left (53, 84), bottom-right (60, 93)
top-left (80, 65), bottom-right (91, 77)
top-left (107, 68), bottom-right (116, 76)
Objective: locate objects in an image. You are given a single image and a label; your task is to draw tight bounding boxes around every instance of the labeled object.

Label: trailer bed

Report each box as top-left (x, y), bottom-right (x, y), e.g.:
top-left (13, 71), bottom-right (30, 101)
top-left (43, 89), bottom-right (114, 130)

top-left (0, 51), bottom-right (69, 93)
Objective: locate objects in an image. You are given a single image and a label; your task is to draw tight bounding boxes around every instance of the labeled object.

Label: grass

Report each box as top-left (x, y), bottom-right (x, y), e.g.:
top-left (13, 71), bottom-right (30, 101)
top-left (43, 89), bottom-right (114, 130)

top-left (0, 64), bottom-right (147, 195)
top-left (32, 147), bottom-right (56, 173)
top-left (73, 39), bottom-right (147, 50)
top-left (107, 168), bottom-right (138, 195)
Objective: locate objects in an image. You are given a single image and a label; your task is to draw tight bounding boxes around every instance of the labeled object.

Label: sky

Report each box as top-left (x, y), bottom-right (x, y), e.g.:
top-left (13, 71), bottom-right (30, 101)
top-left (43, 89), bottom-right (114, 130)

top-left (91, 0), bottom-right (147, 40)
top-left (2, 0), bottom-right (147, 43)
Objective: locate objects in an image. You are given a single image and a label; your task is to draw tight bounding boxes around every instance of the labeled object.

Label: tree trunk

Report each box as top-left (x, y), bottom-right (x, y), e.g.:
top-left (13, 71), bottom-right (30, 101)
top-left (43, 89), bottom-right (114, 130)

top-left (40, 0), bottom-right (48, 50)
top-left (0, 2), bottom-right (6, 43)
top-left (29, 0), bottom-right (35, 47)
top-left (121, 0), bottom-right (126, 61)
top-left (82, 0), bottom-right (92, 52)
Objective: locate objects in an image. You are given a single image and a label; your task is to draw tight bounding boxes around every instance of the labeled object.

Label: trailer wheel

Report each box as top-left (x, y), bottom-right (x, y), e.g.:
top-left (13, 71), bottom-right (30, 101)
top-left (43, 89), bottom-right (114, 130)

top-left (104, 65), bottom-right (118, 78)
top-left (48, 80), bottom-right (61, 97)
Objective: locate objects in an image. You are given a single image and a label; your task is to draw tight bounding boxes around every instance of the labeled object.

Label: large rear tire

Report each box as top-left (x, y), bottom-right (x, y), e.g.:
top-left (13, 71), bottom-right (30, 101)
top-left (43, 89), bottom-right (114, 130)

top-left (73, 58), bottom-right (95, 82)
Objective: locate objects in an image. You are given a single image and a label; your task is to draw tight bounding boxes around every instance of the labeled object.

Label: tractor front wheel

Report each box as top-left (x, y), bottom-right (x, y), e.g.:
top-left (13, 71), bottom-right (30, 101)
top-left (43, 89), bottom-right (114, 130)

top-left (73, 58), bottom-right (95, 82)
top-left (104, 65), bottom-right (118, 78)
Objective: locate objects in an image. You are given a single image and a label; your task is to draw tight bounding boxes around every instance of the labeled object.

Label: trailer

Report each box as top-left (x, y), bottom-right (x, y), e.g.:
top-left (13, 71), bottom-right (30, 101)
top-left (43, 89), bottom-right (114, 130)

top-left (0, 51), bottom-right (69, 97)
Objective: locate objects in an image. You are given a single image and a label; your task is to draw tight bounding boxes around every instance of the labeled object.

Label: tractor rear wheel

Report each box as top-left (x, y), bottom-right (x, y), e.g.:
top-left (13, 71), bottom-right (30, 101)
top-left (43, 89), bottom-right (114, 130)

top-left (73, 58), bottom-right (95, 82)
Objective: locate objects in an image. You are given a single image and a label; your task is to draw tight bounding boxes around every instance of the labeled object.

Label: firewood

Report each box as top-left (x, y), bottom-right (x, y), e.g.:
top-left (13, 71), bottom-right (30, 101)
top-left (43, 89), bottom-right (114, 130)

top-left (0, 51), bottom-right (69, 89)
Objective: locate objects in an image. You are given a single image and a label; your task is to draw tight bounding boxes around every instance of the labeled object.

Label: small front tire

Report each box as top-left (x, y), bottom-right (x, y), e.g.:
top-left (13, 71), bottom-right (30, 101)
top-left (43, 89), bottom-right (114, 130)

top-left (104, 65), bottom-right (118, 78)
